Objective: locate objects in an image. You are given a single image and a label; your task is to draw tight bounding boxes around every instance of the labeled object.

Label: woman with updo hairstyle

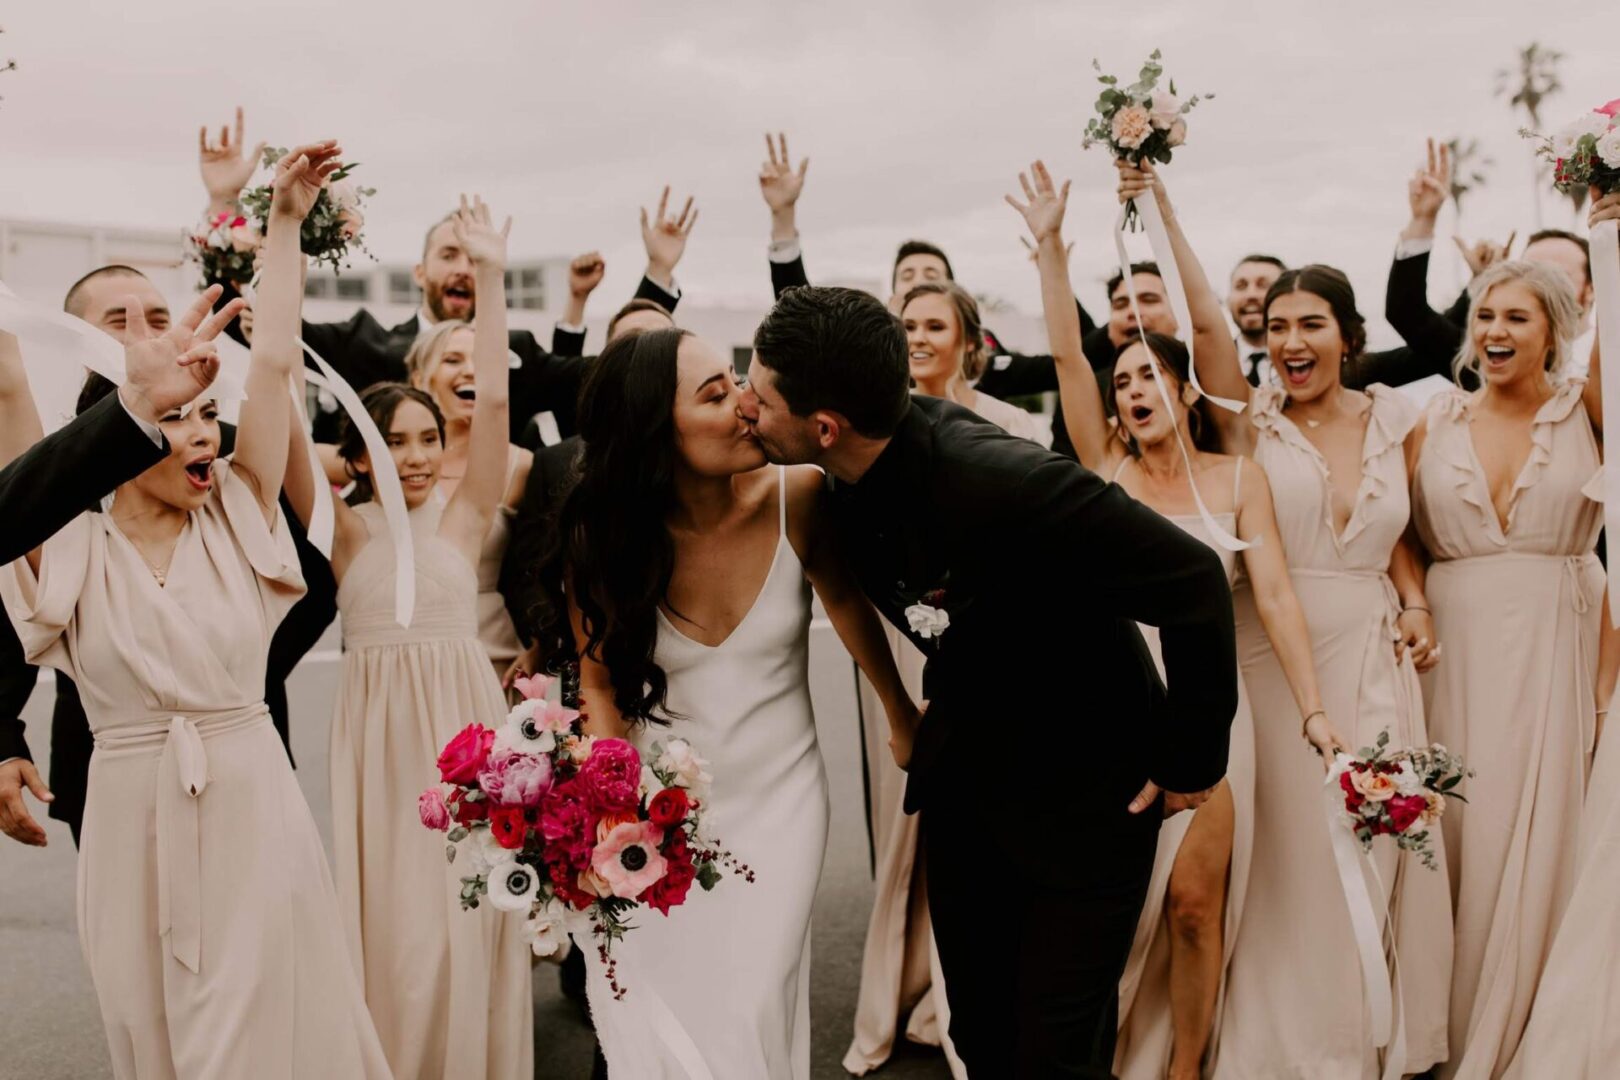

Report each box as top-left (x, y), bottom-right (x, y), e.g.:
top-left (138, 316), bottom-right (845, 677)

top-left (844, 277), bottom-right (1048, 1076)
top-left (1117, 160), bottom-right (1454, 1076)
top-left (1406, 258), bottom-right (1607, 1077)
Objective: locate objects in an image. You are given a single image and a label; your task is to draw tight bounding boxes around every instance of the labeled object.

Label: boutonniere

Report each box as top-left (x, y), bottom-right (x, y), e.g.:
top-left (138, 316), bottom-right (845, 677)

top-left (905, 588), bottom-right (950, 641)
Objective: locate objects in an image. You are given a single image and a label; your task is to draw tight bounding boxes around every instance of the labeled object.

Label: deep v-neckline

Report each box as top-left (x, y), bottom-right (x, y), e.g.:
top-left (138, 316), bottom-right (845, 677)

top-left (657, 535), bottom-right (787, 651)
top-left (1281, 399), bottom-right (1377, 546)
top-left (1460, 398), bottom-right (1546, 540)
top-left (107, 515), bottom-right (192, 591)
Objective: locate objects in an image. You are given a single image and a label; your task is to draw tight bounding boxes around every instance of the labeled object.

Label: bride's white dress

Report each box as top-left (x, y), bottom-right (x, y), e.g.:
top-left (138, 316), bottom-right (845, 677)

top-left (584, 467), bottom-right (831, 1079)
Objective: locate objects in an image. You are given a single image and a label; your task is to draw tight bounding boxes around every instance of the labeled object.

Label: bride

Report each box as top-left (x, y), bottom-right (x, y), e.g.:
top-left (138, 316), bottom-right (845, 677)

top-left (536, 325), bottom-right (918, 1078)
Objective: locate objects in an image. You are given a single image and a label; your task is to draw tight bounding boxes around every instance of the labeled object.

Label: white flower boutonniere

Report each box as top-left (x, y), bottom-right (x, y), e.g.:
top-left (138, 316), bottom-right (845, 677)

top-left (905, 589), bottom-right (950, 640)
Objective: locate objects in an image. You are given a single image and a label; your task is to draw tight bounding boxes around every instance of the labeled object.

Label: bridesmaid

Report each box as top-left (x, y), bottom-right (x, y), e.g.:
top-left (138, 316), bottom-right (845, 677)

top-left (844, 278), bottom-right (1044, 1079)
top-left (1009, 160), bottom-right (1345, 1079)
top-left (1126, 160), bottom-right (1455, 1078)
top-left (0, 143), bottom-right (391, 1078)
top-left (1408, 259), bottom-right (1603, 1078)
top-left (403, 320), bottom-right (533, 685)
top-left (284, 196), bottom-right (531, 1079)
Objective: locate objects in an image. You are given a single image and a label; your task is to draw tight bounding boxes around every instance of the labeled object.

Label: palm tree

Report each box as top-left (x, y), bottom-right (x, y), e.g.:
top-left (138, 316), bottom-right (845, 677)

top-left (1496, 43), bottom-right (1570, 225)
top-left (1444, 138), bottom-right (1493, 221)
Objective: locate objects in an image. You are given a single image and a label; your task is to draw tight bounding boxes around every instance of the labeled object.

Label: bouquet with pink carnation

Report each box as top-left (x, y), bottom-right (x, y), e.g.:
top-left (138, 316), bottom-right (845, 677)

top-left (1523, 98), bottom-right (1620, 196)
top-left (418, 672), bottom-right (751, 999)
top-left (186, 210), bottom-right (262, 289)
top-left (1327, 730), bottom-right (1470, 870)
top-left (1082, 49), bottom-right (1211, 228)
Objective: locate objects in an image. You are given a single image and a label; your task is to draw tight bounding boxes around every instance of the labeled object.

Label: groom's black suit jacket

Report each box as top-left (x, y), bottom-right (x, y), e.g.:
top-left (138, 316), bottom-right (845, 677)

top-left (828, 399), bottom-right (1238, 863)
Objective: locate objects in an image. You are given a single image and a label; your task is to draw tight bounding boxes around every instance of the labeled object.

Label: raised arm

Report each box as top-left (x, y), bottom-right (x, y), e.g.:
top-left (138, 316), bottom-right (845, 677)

top-left (1387, 139), bottom-right (1470, 363)
top-left (198, 106), bottom-right (266, 217)
top-left (760, 132), bottom-right (812, 297)
top-left (555, 252), bottom-right (604, 357)
top-left (233, 140), bottom-right (344, 522)
top-left (641, 185), bottom-right (697, 299)
top-left (1118, 160), bottom-right (1252, 446)
top-left (1006, 160), bottom-right (1114, 471)
top-left (440, 196), bottom-right (513, 561)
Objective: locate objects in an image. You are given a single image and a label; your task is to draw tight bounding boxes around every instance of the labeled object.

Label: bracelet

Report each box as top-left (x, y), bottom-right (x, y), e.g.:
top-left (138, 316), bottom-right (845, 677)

top-left (1301, 710), bottom-right (1326, 738)
top-left (1401, 605), bottom-right (1430, 615)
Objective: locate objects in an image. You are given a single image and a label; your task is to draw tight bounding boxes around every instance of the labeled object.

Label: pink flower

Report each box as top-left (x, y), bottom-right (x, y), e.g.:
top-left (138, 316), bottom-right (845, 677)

top-left (418, 788), bottom-right (450, 831)
top-left (338, 208), bottom-right (364, 241)
top-left (1598, 98), bottom-right (1620, 118)
top-left (1111, 105), bottom-right (1153, 150)
top-left (228, 223), bottom-right (260, 253)
top-left (437, 723), bottom-right (496, 785)
top-left (512, 672), bottom-right (552, 701)
top-left (478, 747), bottom-right (554, 808)
top-left (577, 739), bottom-right (642, 814)
top-left (539, 780), bottom-right (595, 867)
top-left (1166, 118), bottom-right (1187, 148)
top-left (1386, 794), bottom-right (1428, 834)
top-left (591, 821), bottom-right (669, 899)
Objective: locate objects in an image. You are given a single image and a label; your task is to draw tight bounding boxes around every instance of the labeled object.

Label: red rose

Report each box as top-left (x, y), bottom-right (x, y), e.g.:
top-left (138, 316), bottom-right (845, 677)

top-left (640, 836), bottom-right (697, 915)
top-left (1339, 770), bottom-right (1365, 811)
top-left (490, 806), bottom-right (530, 849)
top-left (648, 787), bottom-right (690, 827)
top-left (438, 723), bottom-right (496, 785)
top-left (549, 860), bottom-right (597, 910)
top-left (451, 791), bottom-right (489, 824)
top-left (1386, 794), bottom-right (1427, 834)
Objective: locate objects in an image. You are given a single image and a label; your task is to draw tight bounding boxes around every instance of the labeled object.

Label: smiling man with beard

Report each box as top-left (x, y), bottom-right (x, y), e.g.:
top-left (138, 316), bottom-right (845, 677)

top-left (1228, 254), bottom-right (1287, 387)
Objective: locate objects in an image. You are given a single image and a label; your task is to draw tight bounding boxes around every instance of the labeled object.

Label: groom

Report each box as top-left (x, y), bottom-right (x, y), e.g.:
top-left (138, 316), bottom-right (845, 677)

top-left (741, 286), bottom-right (1238, 1077)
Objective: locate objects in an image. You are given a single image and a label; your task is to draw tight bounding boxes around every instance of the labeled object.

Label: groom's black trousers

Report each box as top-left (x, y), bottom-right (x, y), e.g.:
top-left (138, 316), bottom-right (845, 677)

top-left (923, 789), bottom-right (1162, 1078)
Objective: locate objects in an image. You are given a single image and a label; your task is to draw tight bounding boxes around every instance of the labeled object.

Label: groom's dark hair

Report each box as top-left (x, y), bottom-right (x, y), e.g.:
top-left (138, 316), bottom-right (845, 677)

top-left (752, 286), bottom-right (910, 439)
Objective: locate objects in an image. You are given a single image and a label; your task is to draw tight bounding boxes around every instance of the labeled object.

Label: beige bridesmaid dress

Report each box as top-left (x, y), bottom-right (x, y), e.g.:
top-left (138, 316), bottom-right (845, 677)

top-left (1503, 686), bottom-right (1620, 1078)
top-left (433, 449), bottom-right (524, 679)
top-left (329, 500), bottom-right (533, 1080)
top-left (1412, 384), bottom-right (1602, 1079)
top-left (843, 389), bottom-right (1041, 1078)
top-left (0, 462), bottom-right (391, 1080)
top-left (1215, 386), bottom-right (1453, 1079)
top-left (1114, 462), bottom-right (1255, 1079)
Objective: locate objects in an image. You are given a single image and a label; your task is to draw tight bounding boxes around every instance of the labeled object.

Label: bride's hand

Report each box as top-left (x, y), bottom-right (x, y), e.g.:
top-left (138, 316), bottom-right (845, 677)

top-left (1115, 158), bottom-right (1170, 213)
top-left (888, 701), bottom-right (924, 770)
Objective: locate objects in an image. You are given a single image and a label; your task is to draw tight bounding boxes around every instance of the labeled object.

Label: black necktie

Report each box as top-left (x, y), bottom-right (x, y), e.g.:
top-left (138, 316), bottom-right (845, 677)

top-left (1246, 351), bottom-right (1267, 387)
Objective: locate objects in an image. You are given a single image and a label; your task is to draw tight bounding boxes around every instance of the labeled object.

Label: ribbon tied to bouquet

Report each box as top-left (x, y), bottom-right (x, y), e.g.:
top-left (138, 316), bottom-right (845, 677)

top-left (1593, 216), bottom-right (1620, 627)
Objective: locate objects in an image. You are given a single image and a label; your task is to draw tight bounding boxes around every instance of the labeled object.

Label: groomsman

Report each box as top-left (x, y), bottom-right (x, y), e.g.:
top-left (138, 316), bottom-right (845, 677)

top-left (1227, 254), bottom-right (1286, 387)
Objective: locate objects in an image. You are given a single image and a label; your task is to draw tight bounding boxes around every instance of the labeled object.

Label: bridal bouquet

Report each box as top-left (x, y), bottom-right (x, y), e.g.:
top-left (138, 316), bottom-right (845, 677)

top-left (1082, 49), bottom-right (1211, 227)
top-left (236, 146), bottom-right (375, 273)
top-left (1327, 731), bottom-right (1470, 871)
top-left (419, 673), bottom-right (751, 1000)
top-left (186, 210), bottom-right (261, 288)
top-left (1523, 98), bottom-right (1620, 195)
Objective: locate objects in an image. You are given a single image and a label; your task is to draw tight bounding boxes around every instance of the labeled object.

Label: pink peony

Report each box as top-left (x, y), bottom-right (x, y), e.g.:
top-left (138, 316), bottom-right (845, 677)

top-left (512, 672), bottom-right (552, 701)
top-left (478, 747), bottom-right (554, 808)
top-left (577, 739), bottom-right (642, 813)
top-left (1599, 98), bottom-right (1620, 118)
top-left (591, 820), bottom-right (669, 899)
top-left (1166, 118), bottom-right (1187, 148)
top-left (438, 723), bottom-right (496, 785)
top-left (418, 788), bottom-right (450, 831)
top-left (539, 780), bottom-right (595, 867)
top-left (1386, 794), bottom-right (1428, 833)
top-left (1111, 105), bottom-right (1153, 150)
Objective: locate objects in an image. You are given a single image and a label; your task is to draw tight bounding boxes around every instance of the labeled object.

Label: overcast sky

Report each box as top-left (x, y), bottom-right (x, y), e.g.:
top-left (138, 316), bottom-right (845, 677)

top-left (0, 1), bottom-right (1612, 338)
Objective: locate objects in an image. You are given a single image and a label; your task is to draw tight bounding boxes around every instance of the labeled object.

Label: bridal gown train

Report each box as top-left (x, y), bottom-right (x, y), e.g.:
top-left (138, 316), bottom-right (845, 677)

top-left (585, 467), bottom-right (831, 1079)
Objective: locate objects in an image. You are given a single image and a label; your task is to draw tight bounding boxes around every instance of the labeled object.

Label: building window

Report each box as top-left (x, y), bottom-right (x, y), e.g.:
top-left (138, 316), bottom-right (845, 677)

top-left (303, 277), bottom-right (333, 299)
top-left (388, 271), bottom-right (419, 304)
top-left (505, 263), bottom-right (547, 310)
top-left (336, 276), bottom-right (369, 301)
top-left (733, 346), bottom-right (753, 376)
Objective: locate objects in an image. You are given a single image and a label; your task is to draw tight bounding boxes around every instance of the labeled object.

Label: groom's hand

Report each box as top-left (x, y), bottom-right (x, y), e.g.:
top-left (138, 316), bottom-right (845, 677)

top-left (1128, 780), bottom-right (1217, 817)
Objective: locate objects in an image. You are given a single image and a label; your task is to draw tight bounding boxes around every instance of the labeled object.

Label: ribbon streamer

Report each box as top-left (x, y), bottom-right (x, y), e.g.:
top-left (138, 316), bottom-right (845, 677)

top-left (1592, 217), bottom-right (1619, 628)
top-left (299, 336), bottom-right (415, 627)
top-left (1111, 203), bottom-right (1248, 551)
top-left (289, 373), bottom-right (334, 558)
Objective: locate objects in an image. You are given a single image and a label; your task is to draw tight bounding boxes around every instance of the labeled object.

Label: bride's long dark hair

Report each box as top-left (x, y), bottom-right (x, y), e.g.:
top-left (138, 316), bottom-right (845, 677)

top-left (536, 327), bottom-right (690, 726)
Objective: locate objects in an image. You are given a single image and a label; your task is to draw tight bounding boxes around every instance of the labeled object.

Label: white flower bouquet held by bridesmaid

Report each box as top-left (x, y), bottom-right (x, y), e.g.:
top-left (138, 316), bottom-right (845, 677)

top-left (1082, 49), bottom-right (1211, 228)
top-left (1522, 97), bottom-right (1620, 193)
top-left (418, 672), bottom-right (753, 1000)
top-left (1327, 731), bottom-right (1470, 870)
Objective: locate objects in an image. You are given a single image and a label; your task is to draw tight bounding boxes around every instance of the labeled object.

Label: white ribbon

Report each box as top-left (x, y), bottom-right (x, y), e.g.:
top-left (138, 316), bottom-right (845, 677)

top-left (1321, 759), bottom-right (1408, 1080)
top-left (1112, 202), bottom-right (1248, 551)
top-left (1592, 218), bottom-right (1620, 628)
top-left (298, 336), bottom-right (415, 626)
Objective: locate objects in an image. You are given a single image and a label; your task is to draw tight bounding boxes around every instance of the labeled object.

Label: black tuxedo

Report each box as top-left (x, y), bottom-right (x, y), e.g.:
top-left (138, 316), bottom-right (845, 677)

top-left (828, 399), bottom-right (1237, 1075)
top-left (499, 436), bottom-right (583, 647)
